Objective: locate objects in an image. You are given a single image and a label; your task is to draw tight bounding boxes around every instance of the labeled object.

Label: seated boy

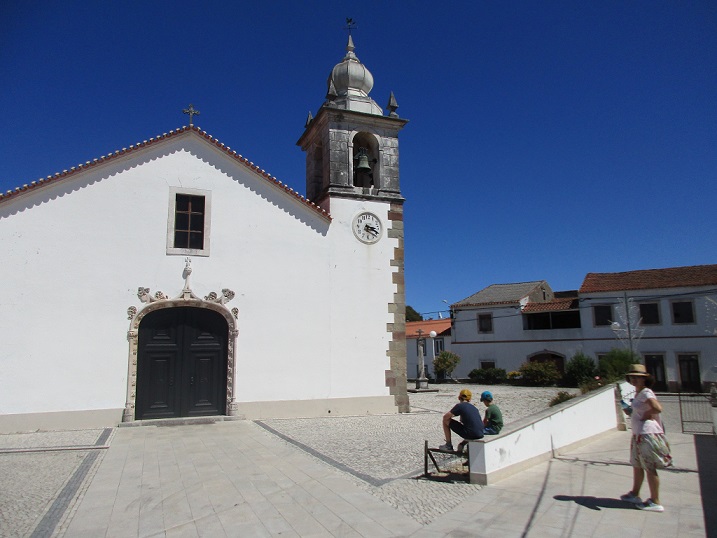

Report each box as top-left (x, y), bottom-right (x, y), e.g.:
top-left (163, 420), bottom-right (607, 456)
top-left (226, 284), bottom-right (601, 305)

top-left (480, 391), bottom-right (503, 434)
top-left (440, 389), bottom-right (484, 452)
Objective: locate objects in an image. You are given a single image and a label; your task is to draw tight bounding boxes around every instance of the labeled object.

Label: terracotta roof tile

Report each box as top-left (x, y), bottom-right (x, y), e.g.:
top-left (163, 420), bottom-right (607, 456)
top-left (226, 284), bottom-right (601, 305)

top-left (406, 319), bottom-right (452, 338)
top-left (579, 264), bottom-right (717, 293)
top-left (0, 126), bottom-right (331, 221)
top-left (522, 298), bottom-right (579, 313)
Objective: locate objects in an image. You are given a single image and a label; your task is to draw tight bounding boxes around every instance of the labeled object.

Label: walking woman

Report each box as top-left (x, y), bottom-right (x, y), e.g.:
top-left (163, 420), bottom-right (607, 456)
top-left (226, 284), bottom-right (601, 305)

top-left (620, 364), bottom-right (672, 512)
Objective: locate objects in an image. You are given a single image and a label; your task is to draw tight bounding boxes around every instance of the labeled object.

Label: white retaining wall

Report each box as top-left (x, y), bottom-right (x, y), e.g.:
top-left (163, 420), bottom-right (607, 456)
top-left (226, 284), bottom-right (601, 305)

top-left (468, 385), bottom-right (619, 484)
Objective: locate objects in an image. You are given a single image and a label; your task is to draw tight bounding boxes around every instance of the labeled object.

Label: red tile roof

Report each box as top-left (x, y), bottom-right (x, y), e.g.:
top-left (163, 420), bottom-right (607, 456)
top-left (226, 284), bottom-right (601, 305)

top-left (579, 264), bottom-right (717, 293)
top-left (406, 319), bottom-right (452, 338)
top-left (0, 125), bottom-right (331, 221)
top-left (521, 298), bottom-right (579, 313)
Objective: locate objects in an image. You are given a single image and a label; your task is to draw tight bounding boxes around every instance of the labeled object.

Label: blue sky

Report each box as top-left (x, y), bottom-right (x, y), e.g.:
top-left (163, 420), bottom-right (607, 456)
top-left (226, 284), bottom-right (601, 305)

top-left (3, 1), bottom-right (716, 319)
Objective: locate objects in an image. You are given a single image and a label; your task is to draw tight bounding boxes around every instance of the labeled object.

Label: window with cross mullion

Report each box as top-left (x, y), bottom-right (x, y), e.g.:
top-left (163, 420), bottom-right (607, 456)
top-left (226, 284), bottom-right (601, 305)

top-left (166, 187), bottom-right (211, 257)
top-left (174, 194), bottom-right (205, 250)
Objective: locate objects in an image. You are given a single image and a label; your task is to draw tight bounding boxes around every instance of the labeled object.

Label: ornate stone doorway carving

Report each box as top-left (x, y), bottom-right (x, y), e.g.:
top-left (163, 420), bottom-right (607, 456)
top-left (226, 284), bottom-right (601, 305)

top-left (124, 259), bottom-right (238, 422)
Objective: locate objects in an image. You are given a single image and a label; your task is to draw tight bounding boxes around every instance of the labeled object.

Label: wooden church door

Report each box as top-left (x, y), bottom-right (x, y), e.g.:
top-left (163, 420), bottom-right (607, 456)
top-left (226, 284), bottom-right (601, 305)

top-left (136, 307), bottom-right (228, 420)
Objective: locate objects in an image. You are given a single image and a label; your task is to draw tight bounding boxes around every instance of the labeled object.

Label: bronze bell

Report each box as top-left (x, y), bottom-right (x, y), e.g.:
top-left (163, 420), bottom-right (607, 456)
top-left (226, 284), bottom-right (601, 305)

top-left (355, 149), bottom-right (372, 171)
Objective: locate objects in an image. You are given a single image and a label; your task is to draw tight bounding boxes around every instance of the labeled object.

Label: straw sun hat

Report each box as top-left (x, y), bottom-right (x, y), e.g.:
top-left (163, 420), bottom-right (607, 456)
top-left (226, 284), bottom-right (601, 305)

top-left (626, 364), bottom-right (649, 377)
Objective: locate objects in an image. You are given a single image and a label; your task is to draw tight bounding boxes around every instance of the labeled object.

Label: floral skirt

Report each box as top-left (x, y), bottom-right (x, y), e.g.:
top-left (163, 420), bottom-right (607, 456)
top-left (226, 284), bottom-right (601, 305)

top-left (630, 433), bottom-right (673, 471)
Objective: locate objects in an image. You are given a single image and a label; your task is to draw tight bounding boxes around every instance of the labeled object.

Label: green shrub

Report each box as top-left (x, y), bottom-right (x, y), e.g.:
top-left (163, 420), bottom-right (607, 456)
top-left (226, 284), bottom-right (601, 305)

top-left (433, 351), bottom-right (461, 378)
top-left (468, 368), bottom-right (507, 384)
top-left (598, 348), bottom-right (638, 382)
top-left (507, 370), bottom-right (522, 381)
top-left (518, 361), bottom-right (562, 386)
top-left (549, 390), bottom-right (576, 407)
top-left (579, 377), bottom-right (605, 394)
top-left (563, 353), bottom-right (596, 387)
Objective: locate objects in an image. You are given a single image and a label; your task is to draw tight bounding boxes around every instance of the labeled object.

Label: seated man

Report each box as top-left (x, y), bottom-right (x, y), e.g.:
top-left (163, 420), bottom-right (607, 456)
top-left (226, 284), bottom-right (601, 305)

top-left (440, 389), bottom-right (484, 452)
top-left (480, 390), bottom-right (503, 435)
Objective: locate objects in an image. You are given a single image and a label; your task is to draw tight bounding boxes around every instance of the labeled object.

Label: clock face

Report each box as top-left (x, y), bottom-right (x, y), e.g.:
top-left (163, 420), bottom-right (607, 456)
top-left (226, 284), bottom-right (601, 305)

top-left (352, 212), bottom-right (383, 244)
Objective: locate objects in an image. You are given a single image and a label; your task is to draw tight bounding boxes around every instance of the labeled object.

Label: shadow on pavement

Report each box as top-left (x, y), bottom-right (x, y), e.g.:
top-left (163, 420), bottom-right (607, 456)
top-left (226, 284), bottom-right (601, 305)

top-left (554, 495), bottom-right (636, 511)
top-left (694, 434), bottom-right (717, 537)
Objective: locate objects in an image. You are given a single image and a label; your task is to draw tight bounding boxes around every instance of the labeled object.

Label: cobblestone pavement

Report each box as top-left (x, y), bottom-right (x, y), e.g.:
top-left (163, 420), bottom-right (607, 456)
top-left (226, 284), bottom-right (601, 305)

top-left (258, 384), bottom-right (579, 525)
top-left (0, 429), bottom-right (112, 538)
top-left (1, 385), bottom-right (695, 536)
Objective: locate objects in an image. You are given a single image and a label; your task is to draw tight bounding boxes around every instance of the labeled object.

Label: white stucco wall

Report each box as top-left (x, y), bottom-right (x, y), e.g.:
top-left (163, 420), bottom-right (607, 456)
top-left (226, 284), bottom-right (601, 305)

top-left (451, 306), bottom-right (583, 375)
top-left (0, 131), bottom-right (399, 427)
top-left (580, 288), bottom-right (717, 388)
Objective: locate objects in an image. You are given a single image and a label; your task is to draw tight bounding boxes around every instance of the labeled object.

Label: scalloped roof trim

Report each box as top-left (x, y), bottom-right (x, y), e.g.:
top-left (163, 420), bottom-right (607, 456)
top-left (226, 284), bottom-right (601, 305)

top-left (0, 125), bottom-right (331, 221)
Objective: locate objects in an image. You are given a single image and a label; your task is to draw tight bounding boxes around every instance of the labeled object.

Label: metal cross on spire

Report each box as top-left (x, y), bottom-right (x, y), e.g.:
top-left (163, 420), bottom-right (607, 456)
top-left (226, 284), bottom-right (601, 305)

top-left (183, 104), bottom-right (200, 126)
top-left (344, 17), bottom-right (356, 35)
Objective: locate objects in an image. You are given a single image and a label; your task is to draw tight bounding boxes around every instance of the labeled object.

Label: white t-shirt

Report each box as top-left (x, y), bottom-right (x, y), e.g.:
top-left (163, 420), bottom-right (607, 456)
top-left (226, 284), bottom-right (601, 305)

top-left (631, 387), bottom-right (664, 435)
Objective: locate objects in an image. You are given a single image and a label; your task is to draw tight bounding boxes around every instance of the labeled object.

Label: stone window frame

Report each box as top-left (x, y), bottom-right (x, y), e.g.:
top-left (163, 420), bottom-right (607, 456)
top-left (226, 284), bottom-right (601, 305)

top-left (166, 187), bottom-right (212, 257)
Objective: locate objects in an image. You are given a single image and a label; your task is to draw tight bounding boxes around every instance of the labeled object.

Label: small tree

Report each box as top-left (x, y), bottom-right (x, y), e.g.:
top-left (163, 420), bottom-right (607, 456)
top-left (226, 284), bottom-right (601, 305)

top-left (406, 305), bottom-right (423, 322)
top-left (433, 351), bottom-right (461, 380)
top-left (563, 353), bottom-right (596, 387)
top-left (598, 348), bottom-right (638, 382)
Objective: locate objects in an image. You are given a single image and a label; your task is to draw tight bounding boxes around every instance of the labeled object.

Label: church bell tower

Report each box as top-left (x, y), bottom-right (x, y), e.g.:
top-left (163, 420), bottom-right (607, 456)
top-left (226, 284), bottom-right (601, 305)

top-left (297, 36), bottom-right (408, 210)
top-left (297, 36), bottom-right (410, 413)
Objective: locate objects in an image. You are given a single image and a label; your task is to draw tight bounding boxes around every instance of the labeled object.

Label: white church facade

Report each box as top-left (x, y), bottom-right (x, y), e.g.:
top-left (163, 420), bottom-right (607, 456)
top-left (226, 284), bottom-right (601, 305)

top-left (0, 37), bottom-right (410, 433)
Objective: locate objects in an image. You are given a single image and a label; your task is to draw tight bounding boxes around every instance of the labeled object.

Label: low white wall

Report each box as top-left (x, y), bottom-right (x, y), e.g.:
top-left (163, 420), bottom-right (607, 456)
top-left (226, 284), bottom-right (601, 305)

top-left (468, 385), bottom-right (619, 484)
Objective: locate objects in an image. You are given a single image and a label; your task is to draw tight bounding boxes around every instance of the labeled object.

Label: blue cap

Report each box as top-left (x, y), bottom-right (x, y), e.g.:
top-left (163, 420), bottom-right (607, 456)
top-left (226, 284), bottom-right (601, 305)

top-left (480, 391), bottom-right (493, 402)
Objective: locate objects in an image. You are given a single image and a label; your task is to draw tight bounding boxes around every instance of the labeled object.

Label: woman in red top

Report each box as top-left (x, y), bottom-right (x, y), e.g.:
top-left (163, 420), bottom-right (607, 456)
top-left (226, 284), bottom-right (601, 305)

top-left (620, 364), bottom-right (672, 512)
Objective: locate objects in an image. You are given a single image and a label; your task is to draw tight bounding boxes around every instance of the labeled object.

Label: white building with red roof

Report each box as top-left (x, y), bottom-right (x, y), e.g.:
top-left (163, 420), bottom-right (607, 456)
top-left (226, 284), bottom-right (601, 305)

top-left (449, 265), bottom-right (717, 391)
top-left (0, 37), bottom-right (410, 432)
top-left (405, 319), bottom-right (453, 379)
top-left (578, 264), bottom-right (717, 392)
top-left (451, 281), bottom-right (583, 377)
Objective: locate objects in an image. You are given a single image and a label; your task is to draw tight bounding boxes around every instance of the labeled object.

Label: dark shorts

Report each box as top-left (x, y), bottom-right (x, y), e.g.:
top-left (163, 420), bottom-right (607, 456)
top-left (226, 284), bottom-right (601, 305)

top-left (449, 419), bottom-right (483, 440)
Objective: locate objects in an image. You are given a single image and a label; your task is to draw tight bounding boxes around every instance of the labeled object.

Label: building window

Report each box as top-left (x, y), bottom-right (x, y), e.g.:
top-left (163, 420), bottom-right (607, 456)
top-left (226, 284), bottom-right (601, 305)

top-left (478, 314), bottom-right (493, 333)
top-left (639, 303), bottom-right (661, 325)
top-left (481, 361), bottom-right (496, 370)
top-left (678, 354), bottom-right (701, 392)
top-left (434, 338), bottom-right (444, 356)
top-left (593, 305), bottom-right (612, 326)
top-left (524, 311), bottom-right (581, 330)
top-left (672, 301), bottom-right (695, 324)
top-left (644, 354), bottom-right (667, 391)
top-left (524, 312), bottom-right (551, 330)
top-left (167, 188), bottom-right (211, 256)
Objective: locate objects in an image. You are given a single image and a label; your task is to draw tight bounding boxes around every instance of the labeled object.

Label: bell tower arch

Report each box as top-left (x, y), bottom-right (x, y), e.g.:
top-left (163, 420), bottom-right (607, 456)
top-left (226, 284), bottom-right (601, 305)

top-left (297, 36), bottom-right (408, 209)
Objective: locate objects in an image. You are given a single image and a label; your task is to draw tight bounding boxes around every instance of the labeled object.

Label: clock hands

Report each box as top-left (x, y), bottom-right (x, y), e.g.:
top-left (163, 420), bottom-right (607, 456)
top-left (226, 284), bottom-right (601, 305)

top-left (353, 212), bottom-right (381, 243)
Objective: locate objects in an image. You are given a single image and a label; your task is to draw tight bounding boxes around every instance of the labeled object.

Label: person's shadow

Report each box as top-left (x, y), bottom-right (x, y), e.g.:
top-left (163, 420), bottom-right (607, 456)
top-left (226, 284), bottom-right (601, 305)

top-left (554, 495), bottom-right (637, 511)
